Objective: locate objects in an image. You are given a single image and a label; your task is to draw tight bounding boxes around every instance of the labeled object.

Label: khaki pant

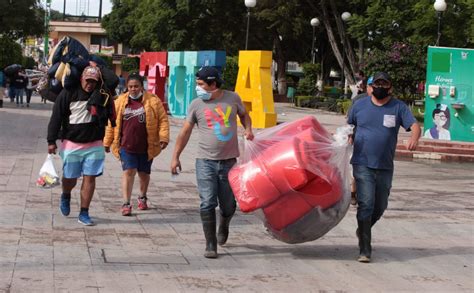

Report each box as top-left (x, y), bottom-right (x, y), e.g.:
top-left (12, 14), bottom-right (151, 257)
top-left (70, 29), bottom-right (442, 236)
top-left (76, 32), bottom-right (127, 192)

top-left (0, 87), bottom-right (5, 100)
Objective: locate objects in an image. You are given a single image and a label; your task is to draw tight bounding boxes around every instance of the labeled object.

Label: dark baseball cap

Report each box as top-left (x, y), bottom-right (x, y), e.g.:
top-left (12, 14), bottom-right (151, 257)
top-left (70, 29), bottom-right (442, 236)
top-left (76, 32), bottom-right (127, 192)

top-left (372, 72), bottom-right (391, 84)
top-left (195, 66), bottom-right (224, 84)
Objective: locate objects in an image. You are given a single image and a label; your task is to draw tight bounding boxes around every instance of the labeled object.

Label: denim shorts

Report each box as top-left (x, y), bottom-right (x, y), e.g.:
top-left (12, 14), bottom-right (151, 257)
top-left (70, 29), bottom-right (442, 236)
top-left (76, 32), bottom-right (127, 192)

top-left (119, 148), bottom-right (153, 174)
top-left (195, 158), bottom-right (237, 216)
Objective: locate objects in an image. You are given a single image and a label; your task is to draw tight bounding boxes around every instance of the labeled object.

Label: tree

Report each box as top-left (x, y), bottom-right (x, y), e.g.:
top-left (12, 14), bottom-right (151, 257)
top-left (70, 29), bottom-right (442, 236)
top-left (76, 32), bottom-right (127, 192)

top-left (103, 0), bottom-right (248, 54)
top-left (102, 0), bottom-right (473, 99)
top-left (0, 37), bottom-right (23, 70)
top-left (222, 56), bottom-right (239, 91)
top-left (102, 0), bottom-right (138, 49)
top-left (347, 0), bottom-right (473, 50)
top-left (0, 0), bottom-right (45, 39)
top-left (363, 42), bottom-right (426, 103)
top-left (345, 0), bottom-right (473, 98)
top-left (297, 63), bottom-right (321, 96)
top-left (253, 0), bottom-right (316, 94)
top-left (102, 0), bottom-right (322, 94)
top-left (22, 56), bottom-right (36, 69)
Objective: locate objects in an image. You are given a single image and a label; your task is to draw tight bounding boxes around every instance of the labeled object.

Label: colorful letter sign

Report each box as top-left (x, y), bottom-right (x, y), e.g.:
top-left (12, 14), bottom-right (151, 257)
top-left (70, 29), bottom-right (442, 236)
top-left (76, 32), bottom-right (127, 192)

top-left (167, 51), bottom-right (198, 118)
top-left (135, 50), bottom-right (277, 128)
top-left (235, 51), bottom-right (277, 128)
top-left (167, 50), bottom-right (226, 118)
top-left (139, 52), bottom-right (168, 110)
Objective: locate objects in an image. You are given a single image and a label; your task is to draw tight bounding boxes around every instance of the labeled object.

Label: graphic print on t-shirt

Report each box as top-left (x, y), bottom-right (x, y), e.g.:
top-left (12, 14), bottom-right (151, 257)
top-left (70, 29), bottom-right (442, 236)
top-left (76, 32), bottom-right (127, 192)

top-left (123, 106), bottom-right (145, 123)
top-left (121, 100), bottom-right (147, 153)
top-left (204, 105), bottom-right (233, 141)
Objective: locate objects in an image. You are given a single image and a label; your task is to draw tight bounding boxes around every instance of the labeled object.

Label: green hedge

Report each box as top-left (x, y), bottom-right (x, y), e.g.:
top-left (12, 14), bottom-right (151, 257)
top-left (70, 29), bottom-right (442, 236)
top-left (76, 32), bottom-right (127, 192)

top-left (412, 105), bottom-right (424, 123)
top-left (222, 56), bottom-right (238, 90)
top-left (294, 95), bottom-right (312, 107)
top-left (337, 99), bottom-right (352, 115)
top-left (121, 56), bottom-right (140, 73)
top-left (96, 54), bottom-right (113, 68)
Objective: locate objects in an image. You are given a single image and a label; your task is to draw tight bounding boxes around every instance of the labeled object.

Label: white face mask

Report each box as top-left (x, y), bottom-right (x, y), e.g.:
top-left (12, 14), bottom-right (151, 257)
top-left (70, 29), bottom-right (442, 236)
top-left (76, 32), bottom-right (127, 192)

top-left (130, 92), bottom-right (143, 100)
top-left (195, 86), bottom-right (212, 100)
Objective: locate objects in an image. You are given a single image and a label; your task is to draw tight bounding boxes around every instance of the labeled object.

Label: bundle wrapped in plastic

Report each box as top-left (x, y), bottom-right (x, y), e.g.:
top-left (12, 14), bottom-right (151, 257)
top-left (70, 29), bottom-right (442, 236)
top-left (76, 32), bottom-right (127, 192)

top-left (3, 64), bottom-right (22, 77)
top-left (39, 36), bottom-right (119, 103)
top-left (229, 116), bottom-right (353, 244)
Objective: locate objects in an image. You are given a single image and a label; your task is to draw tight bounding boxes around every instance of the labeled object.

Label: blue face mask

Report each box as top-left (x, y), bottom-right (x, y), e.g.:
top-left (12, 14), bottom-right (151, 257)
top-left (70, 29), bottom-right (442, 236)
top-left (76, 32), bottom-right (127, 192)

top-left (196, 86), bottom-right (212, 100)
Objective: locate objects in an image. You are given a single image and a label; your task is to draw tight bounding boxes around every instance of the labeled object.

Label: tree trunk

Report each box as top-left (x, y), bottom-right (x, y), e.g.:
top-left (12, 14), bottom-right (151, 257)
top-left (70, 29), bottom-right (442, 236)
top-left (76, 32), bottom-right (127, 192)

top-left (319, 45), bottom-right (324, 90)
top-left (320, 1), bottom-right (345, 82)
top-left (329, 0), bottom-right (356, 85)
top-left (358, 39), bottom-right (364, 67)
top-left (273, 33), bottom-right (287, 95)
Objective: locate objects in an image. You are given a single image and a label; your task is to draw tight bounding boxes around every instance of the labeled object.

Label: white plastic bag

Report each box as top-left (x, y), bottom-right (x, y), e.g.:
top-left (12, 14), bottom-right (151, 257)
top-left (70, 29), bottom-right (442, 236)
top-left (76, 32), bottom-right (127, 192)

top-left (36, 154), bottom-right (60, 188)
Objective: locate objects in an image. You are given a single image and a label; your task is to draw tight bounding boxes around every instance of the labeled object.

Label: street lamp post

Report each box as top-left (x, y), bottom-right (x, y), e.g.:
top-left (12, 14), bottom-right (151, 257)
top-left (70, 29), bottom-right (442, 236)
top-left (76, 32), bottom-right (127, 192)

top-left (244, 0), bottom-right (257, 50)
top-left (310, 18), bottom-right (320, 64)
top-left (434, 0), bottom-right (447, 46)
top-left (44, 0), bottom-right (52, 59)
top-left (341, 12), bottom-right (351, 96)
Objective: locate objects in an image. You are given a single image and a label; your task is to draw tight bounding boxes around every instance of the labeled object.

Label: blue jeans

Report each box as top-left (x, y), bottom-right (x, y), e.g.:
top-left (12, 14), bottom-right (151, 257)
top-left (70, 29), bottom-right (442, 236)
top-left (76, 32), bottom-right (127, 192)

top-left (15, 88), bottom-right (24, 104)
top-left (353, 165), bottom-right (394, 224)
top-left (195, 158), bottom-right (237, 216)
top-left (8, 87), bottom-right (16, 102)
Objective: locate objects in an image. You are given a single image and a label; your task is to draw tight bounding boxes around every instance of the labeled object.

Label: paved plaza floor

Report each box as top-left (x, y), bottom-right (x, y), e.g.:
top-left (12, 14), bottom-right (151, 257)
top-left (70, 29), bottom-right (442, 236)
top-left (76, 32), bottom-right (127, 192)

top-left (0, 97), bottom-right (473, 292)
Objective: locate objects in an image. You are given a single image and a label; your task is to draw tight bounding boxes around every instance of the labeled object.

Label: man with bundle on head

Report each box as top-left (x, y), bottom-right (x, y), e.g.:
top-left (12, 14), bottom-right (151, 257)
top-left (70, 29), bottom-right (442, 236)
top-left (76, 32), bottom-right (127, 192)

top-left (47, 66), bottom-right (112, 226)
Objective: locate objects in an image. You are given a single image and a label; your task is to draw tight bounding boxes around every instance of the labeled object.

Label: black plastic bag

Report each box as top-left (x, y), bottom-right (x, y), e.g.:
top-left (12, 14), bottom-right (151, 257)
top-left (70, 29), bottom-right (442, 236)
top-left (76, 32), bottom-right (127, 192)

top-left (63, 65), bottom-right (80, 90)
top-left (48, 62), bottom-right (61, 78)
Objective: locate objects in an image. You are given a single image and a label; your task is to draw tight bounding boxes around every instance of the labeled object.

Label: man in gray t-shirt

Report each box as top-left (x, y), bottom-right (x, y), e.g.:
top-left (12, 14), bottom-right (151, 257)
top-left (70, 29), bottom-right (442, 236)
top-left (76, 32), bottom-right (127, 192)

top-left (187, 90), bottom-right (246, 160)
top-left (171, 67), bottom-right (254, 259)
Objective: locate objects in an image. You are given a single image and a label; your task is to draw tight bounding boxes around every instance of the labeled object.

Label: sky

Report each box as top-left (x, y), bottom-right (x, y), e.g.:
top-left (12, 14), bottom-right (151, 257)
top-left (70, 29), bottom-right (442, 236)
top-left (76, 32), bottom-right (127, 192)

top-left (49, 0), bottom-right (112, 17)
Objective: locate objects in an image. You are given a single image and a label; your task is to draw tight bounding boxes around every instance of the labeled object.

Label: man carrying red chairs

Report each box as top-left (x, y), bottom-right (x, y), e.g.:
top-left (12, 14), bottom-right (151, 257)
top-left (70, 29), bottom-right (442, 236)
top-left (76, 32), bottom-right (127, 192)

top-left (170, 67), bottom-right (254, 258)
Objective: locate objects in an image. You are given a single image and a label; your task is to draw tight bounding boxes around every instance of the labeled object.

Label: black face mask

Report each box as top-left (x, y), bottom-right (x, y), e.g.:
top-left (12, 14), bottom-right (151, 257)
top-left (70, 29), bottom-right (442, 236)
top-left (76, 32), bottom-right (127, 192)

top-left (372, 87), bottom-right (390, 100)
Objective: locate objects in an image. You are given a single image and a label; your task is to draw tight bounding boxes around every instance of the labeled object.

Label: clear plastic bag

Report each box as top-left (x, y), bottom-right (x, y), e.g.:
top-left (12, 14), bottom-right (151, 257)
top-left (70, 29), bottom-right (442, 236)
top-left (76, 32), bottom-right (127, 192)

top-left (36, 154), bottom-right (60, 188)
top-left (229, 116), bottom-right (353, 244)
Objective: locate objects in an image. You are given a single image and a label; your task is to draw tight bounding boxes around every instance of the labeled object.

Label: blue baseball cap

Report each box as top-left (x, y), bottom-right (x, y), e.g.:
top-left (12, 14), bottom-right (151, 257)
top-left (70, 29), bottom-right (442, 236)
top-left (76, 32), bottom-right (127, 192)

top-left (367, 76), bottom-right (374, 85)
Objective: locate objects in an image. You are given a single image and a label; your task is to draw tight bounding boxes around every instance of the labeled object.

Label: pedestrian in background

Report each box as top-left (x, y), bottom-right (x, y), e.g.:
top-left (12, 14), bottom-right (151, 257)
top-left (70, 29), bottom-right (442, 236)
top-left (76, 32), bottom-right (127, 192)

top-left (171, 66), bottom-right (254, 258)
top-left (355, 70), bottom-right (366, 94)
top-left (104, 73), bottom-right (169, 216)
top-left (348, 72), bottom-right (421, 263)
top-left (47, 66), bottom-right (109, 226)
top-left (13, 71), bottom-right (27, 107)
top-left (348, 75), bottom-right (373, 206)
top-left (25, 74), bottom-right (38, 108)
top-left (117, 74), bottom-right (126, 95)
